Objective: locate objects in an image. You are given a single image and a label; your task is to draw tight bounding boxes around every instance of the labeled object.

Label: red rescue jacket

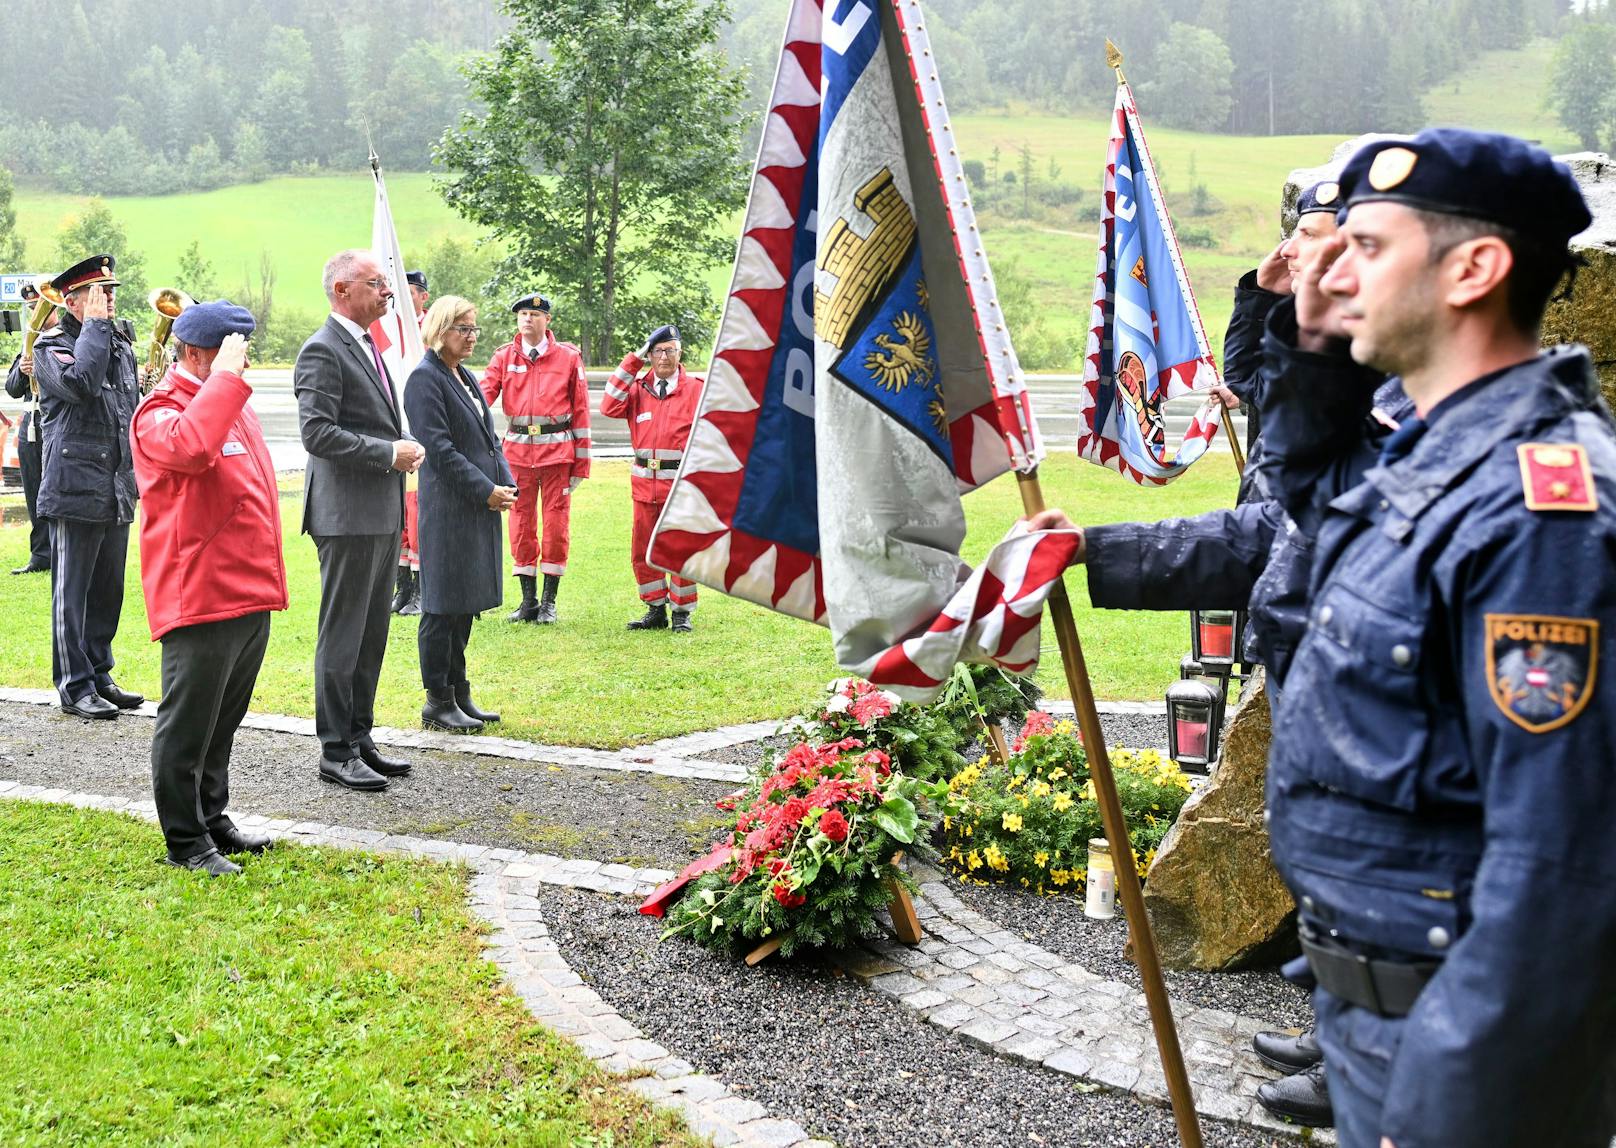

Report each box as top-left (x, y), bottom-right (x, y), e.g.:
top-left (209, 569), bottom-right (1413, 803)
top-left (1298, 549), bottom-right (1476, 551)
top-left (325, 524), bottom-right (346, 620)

top-left (131, 365), bottom-right (288, 641)
top-left (600, 354), bottom-right (702, 503)
top-left (480, 336), bottom-right (592, 474)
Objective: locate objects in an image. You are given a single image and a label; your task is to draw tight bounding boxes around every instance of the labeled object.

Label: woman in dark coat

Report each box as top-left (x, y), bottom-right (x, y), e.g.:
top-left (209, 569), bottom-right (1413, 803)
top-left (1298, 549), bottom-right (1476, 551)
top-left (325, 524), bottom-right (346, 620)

top-left (404, 296), bottom-right (517, 732)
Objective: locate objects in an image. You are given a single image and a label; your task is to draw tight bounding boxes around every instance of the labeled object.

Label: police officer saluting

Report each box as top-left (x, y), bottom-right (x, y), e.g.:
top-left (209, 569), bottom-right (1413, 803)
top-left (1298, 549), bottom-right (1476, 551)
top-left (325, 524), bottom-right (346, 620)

top-left (132, 302), bottom-right (285, 876)
top-left (32, 254), bottom-right (143, 720)
top-left (1259, 130), bottom-right (1615, 1147)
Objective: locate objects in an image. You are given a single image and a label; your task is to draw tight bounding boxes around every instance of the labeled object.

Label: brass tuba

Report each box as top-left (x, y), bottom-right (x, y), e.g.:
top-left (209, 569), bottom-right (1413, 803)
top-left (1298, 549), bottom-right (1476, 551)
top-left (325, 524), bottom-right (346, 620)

top-left (143, 287), bottom-right (195, 393)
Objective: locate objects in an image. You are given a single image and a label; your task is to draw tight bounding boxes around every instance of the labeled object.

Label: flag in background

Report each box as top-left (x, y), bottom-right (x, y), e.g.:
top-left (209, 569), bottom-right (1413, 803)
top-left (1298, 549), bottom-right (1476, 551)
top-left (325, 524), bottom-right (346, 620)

top-left (1076, 78), bottom-right (1222, 485)
top-left (648, 0), bottom-right (1076, 701)
top-left (367, 153), bottom-right (425, 426)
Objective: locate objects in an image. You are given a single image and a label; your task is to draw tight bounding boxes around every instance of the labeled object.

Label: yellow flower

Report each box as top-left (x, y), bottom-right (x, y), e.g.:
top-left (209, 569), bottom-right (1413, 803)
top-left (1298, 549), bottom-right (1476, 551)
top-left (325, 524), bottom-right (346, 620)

top-left (1034, 851), bottom-right (1049, 868)
top-left (1051, 868), bottom-right (1070, 886)
top-left (1052, 792), bottom-right (1074, 813)
top-left (966, 850), bottom-right (983, 871)
top-left (1031, 781), bottom-right (1051, 799)
top-left (1083, 780), bottom-right (1097, 801)
top-left (1002, 812), bottom-right (1023, 832)
top-left (1019, 795), bottom-right (1030, 808)
top-left (963, 823), bottom-right (973, 837)
top-left (1054, 719), bottom-right (1077, 736)
top-left (1048, 768), bottom-right (1068, 782)
top-left (943, 815), bottom-right (952, 831)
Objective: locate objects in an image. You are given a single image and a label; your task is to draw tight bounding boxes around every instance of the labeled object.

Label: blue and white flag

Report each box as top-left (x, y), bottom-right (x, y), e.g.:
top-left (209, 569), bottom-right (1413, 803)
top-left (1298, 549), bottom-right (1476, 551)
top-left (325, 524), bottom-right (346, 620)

top-left (650, 0), bottom-right (1080, 700)
top-left (1077, 79), bottom-right (1222, 485)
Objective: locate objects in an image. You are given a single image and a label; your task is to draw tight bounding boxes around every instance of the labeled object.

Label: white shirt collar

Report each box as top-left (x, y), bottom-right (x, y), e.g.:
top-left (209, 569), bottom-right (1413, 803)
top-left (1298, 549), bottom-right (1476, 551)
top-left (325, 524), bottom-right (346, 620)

top-left (330, 312), bottom-right (369, 342)
top-left (522, 334), bottom-right (550, 358)
top-left (175, 365), bottom-right (205, 388)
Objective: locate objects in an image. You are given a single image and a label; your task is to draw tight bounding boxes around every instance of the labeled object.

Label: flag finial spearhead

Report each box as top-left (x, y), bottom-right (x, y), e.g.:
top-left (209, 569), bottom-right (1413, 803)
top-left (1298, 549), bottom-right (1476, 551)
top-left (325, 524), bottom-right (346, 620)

top-left (1105, 39), bottom-right (1125, 82)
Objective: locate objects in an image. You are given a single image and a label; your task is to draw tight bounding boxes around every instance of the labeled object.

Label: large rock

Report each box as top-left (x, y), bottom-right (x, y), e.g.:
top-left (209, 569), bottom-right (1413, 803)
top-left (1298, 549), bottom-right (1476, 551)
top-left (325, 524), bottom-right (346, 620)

top-left (1542, 153), bottom-right (1616, 406)
top-left (1142, 672), bottom-right (1297, 971)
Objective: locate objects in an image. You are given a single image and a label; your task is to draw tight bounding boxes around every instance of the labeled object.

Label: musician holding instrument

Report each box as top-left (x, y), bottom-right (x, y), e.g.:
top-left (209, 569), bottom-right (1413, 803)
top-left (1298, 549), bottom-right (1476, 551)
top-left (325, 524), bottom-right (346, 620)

top-left (30, 254), bottom-right (144, 721)
top-left (5, 280), bottom-right (56, 574)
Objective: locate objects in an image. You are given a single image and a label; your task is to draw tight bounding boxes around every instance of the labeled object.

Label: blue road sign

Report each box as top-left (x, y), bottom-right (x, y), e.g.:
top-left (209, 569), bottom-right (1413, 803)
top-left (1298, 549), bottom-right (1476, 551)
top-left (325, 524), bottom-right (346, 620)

top-left (0, 274), bottom-right (43, 305)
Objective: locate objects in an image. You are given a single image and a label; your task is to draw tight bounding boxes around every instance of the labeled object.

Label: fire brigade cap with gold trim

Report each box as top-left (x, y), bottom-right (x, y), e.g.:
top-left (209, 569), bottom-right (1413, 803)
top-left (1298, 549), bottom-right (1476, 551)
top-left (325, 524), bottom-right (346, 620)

top-left (1296, 180), bottom-right (1341, 217)
top-left (509, 292), bottom-right (551, 314)
top-left (1335, 129), bottom-right (1591, 246)
top-left (51, 253), bottom-right (120, 293)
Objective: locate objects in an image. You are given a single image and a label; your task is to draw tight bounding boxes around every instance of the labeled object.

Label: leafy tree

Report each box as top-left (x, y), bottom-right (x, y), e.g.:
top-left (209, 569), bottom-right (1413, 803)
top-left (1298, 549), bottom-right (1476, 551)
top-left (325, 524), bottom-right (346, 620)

top-left (1546, 22), bottom-right (1616, 150)
top-left (176, 240), bottom-right (219, 300)
top-left (439, 0), bottom-right (750, 362)
top-left (54, 200), bottom-right (152, 341)
top-left (1141, 23), bottom-right (1235, 131)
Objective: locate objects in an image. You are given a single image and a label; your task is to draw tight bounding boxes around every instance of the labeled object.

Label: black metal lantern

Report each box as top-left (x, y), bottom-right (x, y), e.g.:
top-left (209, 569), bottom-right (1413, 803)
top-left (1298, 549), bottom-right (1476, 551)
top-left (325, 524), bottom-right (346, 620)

top-left (1179, 654), bottom-right (1230, 732)
top-left (1166, 678), bottom-right (1223, 772)
top-left (1190, 607), bottom-right (1246, 669)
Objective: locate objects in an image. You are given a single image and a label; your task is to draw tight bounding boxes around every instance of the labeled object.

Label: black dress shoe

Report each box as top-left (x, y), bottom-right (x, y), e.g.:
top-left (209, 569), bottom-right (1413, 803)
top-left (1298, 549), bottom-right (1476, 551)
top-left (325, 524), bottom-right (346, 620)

top-left (62, 694), bottom-right (119, 720)
top-left (96, 681), bottom-right (145, 710)
top-left (163, 849), bottom-right (243, 877)
top-left (319, 756), bottom-right (389, 791)
top-left (11, 560), bottom-right (49, 575)
top-left (1253, 1027), bottom-right (1323, 1073)
top-left (1256, 1063), bottom-right (1333, 1127)
top-left (358, 743), bottom-right (413, 777)
top-left (213, 826), bottom-right (274, 855)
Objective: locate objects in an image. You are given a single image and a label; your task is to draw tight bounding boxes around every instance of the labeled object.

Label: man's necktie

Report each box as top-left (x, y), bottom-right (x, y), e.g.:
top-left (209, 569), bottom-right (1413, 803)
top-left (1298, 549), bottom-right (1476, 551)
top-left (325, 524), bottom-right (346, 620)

top-left (363, 333), bottom-right (399, 413)
top-left (528, 347), bottom-right (539, 364)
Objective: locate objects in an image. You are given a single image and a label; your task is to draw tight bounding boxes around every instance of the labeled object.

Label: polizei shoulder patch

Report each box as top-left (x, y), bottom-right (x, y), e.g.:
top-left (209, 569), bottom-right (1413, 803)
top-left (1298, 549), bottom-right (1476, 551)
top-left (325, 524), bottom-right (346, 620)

top-left (1486, 613), bottom-right (1598, 733)
top-left (1518, 442), bottom-right (1597, 512)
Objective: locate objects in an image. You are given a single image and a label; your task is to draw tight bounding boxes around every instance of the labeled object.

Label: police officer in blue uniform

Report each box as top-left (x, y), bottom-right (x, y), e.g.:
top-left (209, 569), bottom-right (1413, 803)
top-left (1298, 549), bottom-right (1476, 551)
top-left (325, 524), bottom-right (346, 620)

top-left (1256, 129), bottom-right (1614, 1148)
top-left (31, 254), bottom-right (143, 720)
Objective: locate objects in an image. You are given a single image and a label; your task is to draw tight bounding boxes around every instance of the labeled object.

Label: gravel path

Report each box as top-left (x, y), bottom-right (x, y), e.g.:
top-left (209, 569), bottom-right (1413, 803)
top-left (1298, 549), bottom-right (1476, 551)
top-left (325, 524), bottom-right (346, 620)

top-left (0, 702), bottom-right (732, 868)
top-left (543, 884), bottom-right (1295, 1148)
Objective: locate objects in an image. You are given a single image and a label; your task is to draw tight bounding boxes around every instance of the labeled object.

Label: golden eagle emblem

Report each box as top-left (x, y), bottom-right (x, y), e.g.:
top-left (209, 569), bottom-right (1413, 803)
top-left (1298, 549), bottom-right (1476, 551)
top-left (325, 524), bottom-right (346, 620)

top-left (864, 311), bottom-right (935, 393)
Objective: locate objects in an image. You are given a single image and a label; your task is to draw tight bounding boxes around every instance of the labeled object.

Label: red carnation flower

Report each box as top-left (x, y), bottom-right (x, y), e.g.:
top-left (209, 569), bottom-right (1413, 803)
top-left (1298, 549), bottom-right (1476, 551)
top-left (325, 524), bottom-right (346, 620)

top-left (819, 809), bottom-right (850, 842)
top-left (781, 797), bottom-right (810, 825)
top-left (772, 883), bottom-right (806, 908)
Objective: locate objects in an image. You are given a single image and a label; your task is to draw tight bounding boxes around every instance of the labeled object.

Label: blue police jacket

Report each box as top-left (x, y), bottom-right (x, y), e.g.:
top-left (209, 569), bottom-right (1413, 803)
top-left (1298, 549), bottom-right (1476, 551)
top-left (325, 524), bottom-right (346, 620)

top-left (31, 312), bottom-right (140, 525)
top-left (1260, 301), bottom-right (1616, 1147)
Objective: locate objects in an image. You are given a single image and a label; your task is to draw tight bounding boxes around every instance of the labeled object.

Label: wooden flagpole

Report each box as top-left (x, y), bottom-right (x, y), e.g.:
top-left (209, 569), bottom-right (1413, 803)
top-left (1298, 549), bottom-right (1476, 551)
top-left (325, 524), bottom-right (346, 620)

top-left (1221, 405), bottom-right (1246, 475)
top-left (1017, 471), bottom-right (1203, 1147)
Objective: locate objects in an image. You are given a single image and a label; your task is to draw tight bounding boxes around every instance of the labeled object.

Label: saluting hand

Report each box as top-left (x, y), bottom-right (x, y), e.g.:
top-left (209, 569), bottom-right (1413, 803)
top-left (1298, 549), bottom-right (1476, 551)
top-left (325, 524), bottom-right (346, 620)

top-left (211, 333), bottom-right (248, 378)
top-left (83, 288), bottom-right (110, 322)
top-left (1255, 240), bottom-right (1292, 295)
top-left (1294, 233), bottom-right (1348, 347)
top-left (487, 485), bottom-right (517, 511)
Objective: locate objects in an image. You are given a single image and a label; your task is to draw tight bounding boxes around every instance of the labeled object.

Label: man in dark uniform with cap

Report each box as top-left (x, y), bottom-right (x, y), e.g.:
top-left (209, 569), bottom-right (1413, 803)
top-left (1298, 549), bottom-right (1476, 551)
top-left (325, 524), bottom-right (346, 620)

top-left (31, 254), bottom-right (144, 720)
top-left (1254, 129), bottom-right (1615, 1148)
top-left (6, 282), bottom-right (54, 575)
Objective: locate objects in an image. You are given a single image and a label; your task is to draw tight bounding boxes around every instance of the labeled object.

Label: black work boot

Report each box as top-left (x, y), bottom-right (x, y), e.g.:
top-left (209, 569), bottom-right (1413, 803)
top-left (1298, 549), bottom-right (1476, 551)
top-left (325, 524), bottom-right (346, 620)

top-left (534, 573), bottom-right (559, 624)
top-left (1253, 1028), bottom-right (1323, 1073)
top-left (626, 603), bottom-right (668, 631)
top-left (670, 608), bottom-right (693, 633)
top-left (391, 566), bottom-right (414, 614)
top-left (507, 574), bottom-right (540, 623)
top-left (399, 570), bottom-right (421, 616)
top-left (1256, 1063), bottom-right (1332, 1128)
top-left (454, 683), bottom-right (501, 724)
top-left (421, 688), bottom-right (484, 733)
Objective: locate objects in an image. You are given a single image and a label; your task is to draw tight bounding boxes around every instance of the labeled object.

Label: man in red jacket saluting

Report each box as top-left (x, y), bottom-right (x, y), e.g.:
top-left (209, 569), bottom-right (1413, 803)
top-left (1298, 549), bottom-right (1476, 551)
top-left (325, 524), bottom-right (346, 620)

top-left (132, 301), bottom-right (289, 876)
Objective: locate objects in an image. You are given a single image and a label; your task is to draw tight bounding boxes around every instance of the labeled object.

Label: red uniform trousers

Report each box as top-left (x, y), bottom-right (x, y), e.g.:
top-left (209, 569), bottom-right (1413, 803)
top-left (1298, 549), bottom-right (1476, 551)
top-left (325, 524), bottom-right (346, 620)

top-left (632, 499), bottom-right (697, 609)
top-left (399, 489), bottom-right (419, 570)
top-left (510, 462), bottom-right (572, 577)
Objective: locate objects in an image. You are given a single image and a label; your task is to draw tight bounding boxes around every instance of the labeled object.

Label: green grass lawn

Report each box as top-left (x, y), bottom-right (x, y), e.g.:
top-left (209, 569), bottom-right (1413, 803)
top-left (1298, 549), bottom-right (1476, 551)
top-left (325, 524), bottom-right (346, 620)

top-left (1421, 38), bottom-right (1578, 154)
top-left (0, 800), bottom-right (700, 1147)
top-left (0, 453), bottom-right (1241, 748)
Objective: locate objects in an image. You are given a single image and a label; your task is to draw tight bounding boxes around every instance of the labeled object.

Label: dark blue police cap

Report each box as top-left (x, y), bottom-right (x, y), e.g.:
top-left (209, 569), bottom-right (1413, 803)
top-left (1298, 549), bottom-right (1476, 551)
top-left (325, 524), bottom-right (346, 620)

top-left (173, 300), bottom-right (256, 349)
top-left (1296, 180), bottom-right (1341, 217)
top-left (1337, 129), bottom-right (1591, 246)
top-left (647, 324), bottom-right (681, 348)
top-left (510, 293), bottom-right (551, 314)
top-left (406, 270), bottom-right (428, 292)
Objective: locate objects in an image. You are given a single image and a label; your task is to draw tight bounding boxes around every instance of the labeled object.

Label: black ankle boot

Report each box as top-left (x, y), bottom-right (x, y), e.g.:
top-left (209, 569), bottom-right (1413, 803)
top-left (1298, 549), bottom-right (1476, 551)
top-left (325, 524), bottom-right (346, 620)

top-left (400, 570), bottom-right (421, 616)
top-left (670, 608), bottom-right (693, 633)
top-left (534, 573), bottom-right (560, 624)
top-left (507, 574), bottom-right (540, 622)
top-left (421, 687), bottom-right (484, 733)
top-left (626, 602), bottom-right (668, 630)
top-left (454, 683), bottom-right (500, 724)
top-left (391, 566), bottom-right (413, 613)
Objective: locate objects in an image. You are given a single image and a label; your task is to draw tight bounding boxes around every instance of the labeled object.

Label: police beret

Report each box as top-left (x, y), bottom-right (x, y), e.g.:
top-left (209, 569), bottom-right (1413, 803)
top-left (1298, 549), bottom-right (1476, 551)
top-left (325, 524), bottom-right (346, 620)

top-left (52, 253), bottom-right (119, 293)
top-left (406, 270), bottom-right (428, 291)
top-left (1337, 129), bottom-right (1591, 246)
top-left (510, 293), bottom-right (551, 314)
top-left (1296, 180), bottom-right (1341, 217)
top-left (646, 324), bottom-right (681, 348)
top-left (172, 300), bottom-right (256, 349)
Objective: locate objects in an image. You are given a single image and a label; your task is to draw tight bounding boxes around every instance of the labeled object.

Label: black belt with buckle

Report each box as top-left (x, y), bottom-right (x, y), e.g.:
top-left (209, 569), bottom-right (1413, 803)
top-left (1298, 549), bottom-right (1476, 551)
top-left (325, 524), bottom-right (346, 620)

top-left (639, 457), bottom-right (681, 472)
top-left (510, 420), bottom-right (571, 436)
top-left (1300, 931), bottom-right (1441, 1018)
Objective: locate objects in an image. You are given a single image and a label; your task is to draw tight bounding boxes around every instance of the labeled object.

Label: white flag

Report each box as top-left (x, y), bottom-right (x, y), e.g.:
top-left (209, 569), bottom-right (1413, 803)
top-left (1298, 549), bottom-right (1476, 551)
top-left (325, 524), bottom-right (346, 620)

top-left (367, 156), bottom-right (425, 429)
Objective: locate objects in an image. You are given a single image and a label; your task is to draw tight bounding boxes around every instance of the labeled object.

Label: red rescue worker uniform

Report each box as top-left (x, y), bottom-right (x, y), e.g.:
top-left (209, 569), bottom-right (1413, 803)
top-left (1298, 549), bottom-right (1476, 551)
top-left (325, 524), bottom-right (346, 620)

top-left (601, 351), bottom-right (701, 611)
top-left (481, 334), bottom-right (591, 577)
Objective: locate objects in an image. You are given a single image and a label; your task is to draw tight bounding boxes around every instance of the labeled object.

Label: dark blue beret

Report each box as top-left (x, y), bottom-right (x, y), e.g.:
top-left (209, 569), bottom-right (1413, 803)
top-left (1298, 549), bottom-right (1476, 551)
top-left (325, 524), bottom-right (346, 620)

top-left (510, 293), bottom-right (551, 314)
top-left (647, 324), bottom-right (681, 348)
top-left (1296, 180), bottom-right (1341, 217)
top-left (173, 300), bottom-right (256, 348)
top-left (1337, 129), bottom-right (1591, 246)
top-left (405, 270), bottom-right (428, 292)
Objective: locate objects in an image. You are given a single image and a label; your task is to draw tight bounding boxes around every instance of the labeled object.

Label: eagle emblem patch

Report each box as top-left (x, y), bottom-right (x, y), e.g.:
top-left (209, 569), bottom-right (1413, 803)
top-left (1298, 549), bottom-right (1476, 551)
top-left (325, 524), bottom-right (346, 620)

top-left (1518, 442), bottom-right (1597, 512)
top-left (1486, 613), bottom-right (1598, 733)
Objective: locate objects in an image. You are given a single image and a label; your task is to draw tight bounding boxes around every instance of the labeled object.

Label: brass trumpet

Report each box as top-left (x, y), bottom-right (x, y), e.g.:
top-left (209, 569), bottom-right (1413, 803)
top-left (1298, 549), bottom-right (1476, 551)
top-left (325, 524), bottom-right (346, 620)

top-left (144, 286), bottom-right (196, 392)
top-left (19, 279), bottom-right (62, 440)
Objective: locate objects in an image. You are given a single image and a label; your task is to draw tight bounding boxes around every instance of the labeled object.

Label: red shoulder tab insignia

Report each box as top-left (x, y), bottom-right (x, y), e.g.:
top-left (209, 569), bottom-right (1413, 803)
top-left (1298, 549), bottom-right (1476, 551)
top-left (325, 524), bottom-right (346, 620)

top-left (1518, 443), bottom-right (1596, 512)
top-left (1487, 614), bottom-right (1598, 732)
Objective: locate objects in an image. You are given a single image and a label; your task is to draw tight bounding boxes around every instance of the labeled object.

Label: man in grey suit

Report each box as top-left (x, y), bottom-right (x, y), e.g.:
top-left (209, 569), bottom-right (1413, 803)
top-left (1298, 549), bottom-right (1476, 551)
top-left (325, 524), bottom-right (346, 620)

top-left (295, 250), bottom-right (426, 791)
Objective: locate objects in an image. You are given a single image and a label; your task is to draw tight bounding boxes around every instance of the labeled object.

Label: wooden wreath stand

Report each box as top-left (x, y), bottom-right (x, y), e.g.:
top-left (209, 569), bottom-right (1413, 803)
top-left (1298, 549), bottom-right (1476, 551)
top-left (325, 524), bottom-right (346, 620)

top-left (745, 851), bottom-right (923, 967)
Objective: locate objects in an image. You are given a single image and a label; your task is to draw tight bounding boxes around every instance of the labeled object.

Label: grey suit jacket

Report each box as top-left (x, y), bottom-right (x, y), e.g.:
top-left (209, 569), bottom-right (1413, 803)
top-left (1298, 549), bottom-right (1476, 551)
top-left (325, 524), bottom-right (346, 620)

top-left (293, 315), bottom-right (407, 536)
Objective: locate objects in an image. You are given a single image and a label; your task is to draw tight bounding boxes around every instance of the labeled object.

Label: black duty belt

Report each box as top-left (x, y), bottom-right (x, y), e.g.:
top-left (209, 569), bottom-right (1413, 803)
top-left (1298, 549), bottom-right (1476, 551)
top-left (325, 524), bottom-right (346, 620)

top-left (638, 457), bottom-right (681, 472)
top-left (1300, 931), bottom-right (1440, 1018)
top-left (510, 420), bottom-right (571, 436)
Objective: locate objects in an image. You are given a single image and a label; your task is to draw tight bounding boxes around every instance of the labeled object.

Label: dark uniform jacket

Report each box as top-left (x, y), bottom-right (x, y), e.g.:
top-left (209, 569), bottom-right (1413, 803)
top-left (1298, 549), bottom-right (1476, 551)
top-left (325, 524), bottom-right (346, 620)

top-left (1220, 269), bottom-right (1285, 505)
top-left (1260, 299), bottom-right (1616, 1147)
top-left (403, 350), bottom-right (513, 616)
top-left (31, 313), bottom-right (139, 524)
